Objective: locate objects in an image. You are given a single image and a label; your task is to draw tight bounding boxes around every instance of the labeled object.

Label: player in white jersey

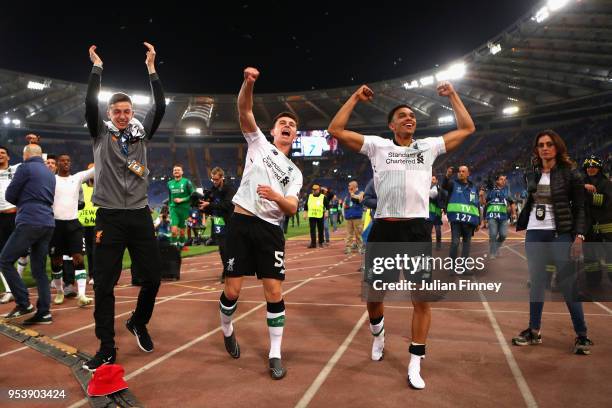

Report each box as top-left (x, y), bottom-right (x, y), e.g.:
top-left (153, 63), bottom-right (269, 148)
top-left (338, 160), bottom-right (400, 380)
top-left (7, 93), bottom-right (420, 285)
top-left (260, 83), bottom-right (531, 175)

top-left (48, 153), bottom-right (94, 307)
top-left (218, 67), bottom-right (303, 380)
top-left (328, 81), bottom-right (475, 389)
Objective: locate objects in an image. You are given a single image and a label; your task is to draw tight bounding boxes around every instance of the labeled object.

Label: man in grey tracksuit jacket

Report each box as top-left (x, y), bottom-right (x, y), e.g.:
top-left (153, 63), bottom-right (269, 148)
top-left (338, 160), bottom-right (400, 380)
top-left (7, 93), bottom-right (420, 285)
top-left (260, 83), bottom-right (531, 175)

top-left (82, 43), bottom-right (166, 371)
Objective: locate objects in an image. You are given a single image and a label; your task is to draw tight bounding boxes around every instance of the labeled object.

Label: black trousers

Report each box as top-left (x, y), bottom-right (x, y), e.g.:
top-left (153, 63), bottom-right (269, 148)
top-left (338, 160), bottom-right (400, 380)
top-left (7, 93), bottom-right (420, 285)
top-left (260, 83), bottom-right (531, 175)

top-left (93, 207), bottom-right (161, 351)
top-left (83, 226), bottom-right (95, 279)
top-left (309, 217), bottom-right (324, 245)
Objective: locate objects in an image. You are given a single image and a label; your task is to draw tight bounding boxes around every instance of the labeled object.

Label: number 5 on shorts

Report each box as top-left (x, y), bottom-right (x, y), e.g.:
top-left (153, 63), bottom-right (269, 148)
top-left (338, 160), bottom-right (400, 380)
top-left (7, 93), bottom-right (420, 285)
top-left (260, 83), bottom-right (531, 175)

top-left (274, 251), bottom-right (285, 273)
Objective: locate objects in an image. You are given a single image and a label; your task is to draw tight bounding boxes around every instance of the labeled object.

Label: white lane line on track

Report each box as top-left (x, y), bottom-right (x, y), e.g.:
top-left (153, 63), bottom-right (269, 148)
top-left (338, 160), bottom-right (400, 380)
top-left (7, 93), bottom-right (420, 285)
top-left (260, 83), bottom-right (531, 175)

top-left (66, 277), bottom-right (318, 408)
top-left (157, 298), bottom-right (612, 317)
top-left (294, 311), bottom-right (368, 408)
top-left (66, 251), bottom-right (357, 407)
top-left (0, 291), bottom-right (193, 359)
top-left (480, 293), bottom-right (538, 408)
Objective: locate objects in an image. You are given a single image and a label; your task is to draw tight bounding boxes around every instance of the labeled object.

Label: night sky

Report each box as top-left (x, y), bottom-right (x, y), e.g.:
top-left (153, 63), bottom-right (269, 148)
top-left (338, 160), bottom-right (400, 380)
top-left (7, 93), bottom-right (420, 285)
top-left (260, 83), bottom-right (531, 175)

top-left (0, 0), bottom-right (538, 93)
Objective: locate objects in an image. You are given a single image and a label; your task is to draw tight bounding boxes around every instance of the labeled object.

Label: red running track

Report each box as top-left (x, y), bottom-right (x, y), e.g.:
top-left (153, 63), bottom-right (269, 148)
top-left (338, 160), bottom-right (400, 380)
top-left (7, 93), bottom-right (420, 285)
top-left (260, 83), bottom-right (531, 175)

top-left (1, 225), bottom-right (611, 407)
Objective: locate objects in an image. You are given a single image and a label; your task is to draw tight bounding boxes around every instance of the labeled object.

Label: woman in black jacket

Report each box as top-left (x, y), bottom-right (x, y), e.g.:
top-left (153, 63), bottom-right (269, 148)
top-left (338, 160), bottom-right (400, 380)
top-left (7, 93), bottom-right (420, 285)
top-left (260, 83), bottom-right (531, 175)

top-left (514, 129), bottom-right (593, 355)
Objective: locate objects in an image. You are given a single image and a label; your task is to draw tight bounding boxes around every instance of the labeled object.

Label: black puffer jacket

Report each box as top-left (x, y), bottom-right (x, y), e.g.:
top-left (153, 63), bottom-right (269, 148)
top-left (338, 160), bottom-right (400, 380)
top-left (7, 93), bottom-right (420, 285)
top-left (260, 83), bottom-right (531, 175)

top-left (516, 164), bottom-right (586, 235)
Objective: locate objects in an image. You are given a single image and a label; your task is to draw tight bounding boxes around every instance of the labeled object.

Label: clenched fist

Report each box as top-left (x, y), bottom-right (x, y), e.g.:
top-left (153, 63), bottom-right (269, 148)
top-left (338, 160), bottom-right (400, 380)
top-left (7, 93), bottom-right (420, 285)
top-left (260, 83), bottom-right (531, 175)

top-left (244, 67), bottom-right (260, 83)
top-left (437, 81), bottom-right (455, 97)
top-left (353, 85), bottom-right (374, 102)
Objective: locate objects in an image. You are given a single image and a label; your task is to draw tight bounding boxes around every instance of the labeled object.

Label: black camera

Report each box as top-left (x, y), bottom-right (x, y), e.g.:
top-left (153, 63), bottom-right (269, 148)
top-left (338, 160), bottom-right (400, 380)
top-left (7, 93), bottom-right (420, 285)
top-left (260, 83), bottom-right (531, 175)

top-left (190, 189), bottom-right (212, 207)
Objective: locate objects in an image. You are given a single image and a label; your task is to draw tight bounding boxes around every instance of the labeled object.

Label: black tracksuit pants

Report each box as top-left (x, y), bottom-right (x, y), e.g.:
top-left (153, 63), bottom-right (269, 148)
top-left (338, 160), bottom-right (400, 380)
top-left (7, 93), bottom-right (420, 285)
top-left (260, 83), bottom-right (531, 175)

top-left (93, 207), bottom-right (161, 351)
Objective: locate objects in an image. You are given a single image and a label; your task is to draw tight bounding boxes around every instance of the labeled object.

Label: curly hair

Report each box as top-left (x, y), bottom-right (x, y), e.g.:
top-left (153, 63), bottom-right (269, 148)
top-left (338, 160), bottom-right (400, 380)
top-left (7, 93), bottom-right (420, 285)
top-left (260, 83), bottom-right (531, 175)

top-left (531, 129), bottom-right (575, 169)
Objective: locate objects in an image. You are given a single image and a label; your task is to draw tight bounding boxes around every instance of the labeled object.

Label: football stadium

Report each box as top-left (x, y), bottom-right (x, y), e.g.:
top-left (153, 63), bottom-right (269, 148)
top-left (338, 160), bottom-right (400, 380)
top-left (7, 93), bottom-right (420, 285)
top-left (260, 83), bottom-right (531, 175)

top-left (0, 1), bottom-right (611, 407)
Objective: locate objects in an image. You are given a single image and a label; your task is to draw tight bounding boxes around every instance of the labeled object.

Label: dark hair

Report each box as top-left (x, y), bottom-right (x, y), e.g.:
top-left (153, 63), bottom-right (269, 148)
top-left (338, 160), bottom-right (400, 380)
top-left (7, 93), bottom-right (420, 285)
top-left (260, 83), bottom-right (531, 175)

top-left (0, 145), bottom-right (8, 155)
top-left (108, 92), bottom-right (132, 107)
top-left (173, 163), bottom-right (183, 170)
top-left (58, 153), bottom-right (71, 159)
top-left (387, 104), bottom-right (414, 124)
top-left (495, 174), bottom-right (506, 180)
top-left (273, 111), bottom-right (299, 127)
top-left (532, 129), bottom-right (575, 169)
top-left (46, 154), bottom-right (57, 161)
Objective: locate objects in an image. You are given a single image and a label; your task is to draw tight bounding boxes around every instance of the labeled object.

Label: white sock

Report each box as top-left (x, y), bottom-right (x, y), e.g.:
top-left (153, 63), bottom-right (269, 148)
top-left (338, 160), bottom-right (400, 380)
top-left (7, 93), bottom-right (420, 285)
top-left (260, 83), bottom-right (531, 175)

top-left (267, 311), bottom-right (285, 359)
top-left (408, 343), bottom-right (426, 389)
top-left (219, 297), bottom-right (237, 337)
top-left (52, 269), bottom-right (63, 293)
top-left (369, 317), bottom-right (384, 336)
top-left (0, 273), bottom-right (10, 293)
top-left (75, 270), bottom-right (87, 297)
top-left (17, 256), bottom-right (28, 277)
top-left (370, 317), bottom-right (385, 360)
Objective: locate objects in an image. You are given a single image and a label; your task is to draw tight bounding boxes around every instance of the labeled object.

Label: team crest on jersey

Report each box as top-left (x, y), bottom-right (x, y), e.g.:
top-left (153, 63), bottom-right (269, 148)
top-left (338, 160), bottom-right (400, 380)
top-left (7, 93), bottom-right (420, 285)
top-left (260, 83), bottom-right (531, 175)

top-left (271, 149), bottom-right (279, 156)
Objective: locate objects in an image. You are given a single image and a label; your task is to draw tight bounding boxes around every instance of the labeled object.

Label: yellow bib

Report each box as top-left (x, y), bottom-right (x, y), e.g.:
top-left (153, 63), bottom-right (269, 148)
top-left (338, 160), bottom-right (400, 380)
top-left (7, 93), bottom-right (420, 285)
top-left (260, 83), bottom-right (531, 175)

top-left (78, 183), bottom-right (98, 227)
top-left (307, 194), bottom-right (325, 218)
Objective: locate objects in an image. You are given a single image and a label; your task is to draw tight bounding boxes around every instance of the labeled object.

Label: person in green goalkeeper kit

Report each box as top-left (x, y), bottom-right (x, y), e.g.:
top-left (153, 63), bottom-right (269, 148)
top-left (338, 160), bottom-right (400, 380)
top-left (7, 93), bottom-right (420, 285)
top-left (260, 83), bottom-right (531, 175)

top-left (167, 164), bottom-right (194, 248)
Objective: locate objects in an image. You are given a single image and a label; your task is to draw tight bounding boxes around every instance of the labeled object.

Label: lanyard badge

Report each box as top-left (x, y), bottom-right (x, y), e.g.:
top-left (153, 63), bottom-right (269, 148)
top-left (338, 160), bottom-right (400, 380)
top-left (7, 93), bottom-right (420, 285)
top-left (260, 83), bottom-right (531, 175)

top-left (535, 204), bottom-right (546, 221)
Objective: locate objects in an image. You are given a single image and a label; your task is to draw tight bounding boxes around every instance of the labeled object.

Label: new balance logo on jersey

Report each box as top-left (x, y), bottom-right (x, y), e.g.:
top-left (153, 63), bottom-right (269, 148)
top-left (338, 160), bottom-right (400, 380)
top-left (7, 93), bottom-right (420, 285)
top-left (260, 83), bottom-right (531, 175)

top-left (227, 258), bottom-right (235, 272)
top-left (417, 153), bottom-right (424, 164)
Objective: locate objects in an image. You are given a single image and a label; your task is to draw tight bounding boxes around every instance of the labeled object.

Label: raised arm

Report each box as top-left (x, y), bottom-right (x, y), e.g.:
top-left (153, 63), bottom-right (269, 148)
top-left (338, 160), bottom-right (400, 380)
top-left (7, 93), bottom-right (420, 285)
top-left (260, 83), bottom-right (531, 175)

top-left (441, 167), bottom-right (455, 192)
top-left (76, 166), bottom-right (95, 184)
top-left (438, 81), bottom-right (476, 153)
top-left (85, 45), bottom-right (105, 138)
top-left (327, 86), bottom-right (373, 153)
top-left (238, 67), bottom-right (259, 134)
top-left (142, 42), bottom-right (166, 139)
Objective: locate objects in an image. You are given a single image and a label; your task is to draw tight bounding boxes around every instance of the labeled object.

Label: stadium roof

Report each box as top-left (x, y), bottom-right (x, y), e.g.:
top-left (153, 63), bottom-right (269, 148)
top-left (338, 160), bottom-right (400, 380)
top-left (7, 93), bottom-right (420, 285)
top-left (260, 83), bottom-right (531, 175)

top-left (1, 0), bottom-right (611, 136)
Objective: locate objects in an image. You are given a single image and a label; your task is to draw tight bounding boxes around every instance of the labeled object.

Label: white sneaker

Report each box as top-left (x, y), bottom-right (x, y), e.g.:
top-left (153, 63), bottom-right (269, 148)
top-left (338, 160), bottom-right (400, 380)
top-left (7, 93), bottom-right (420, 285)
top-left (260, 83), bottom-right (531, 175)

top-left (371, 330), bottom-right (385, 361)
top-left (50, 280), bottom-right (56, 289)
top-left (0, 292), bottom-right (14, 304)
top-left (408, 356), bottom-right (426, 390)
top-left (89, 278), bottom-right (94, 285)
top-left (54, 292), bottom-right (64, 305)
top-left (77, 295), bottom-right (93, 307)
